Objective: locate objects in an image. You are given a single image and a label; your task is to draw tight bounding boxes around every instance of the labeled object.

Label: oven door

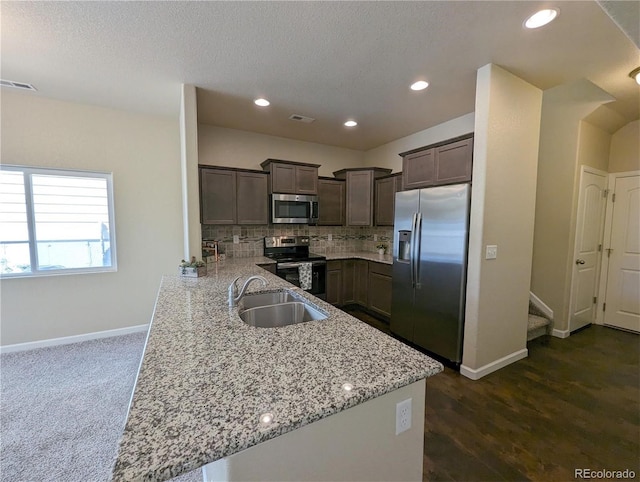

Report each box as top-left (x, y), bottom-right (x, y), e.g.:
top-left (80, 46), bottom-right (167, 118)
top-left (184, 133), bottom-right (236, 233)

top-left (271, 194), bottom-right (318, 224)
top-left (276, 261), bottom-right (326, 299)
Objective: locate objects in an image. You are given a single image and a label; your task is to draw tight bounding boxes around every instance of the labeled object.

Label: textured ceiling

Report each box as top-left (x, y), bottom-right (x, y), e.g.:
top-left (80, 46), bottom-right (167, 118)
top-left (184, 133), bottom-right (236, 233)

top-left (2, 1), bottom-right (638, 151)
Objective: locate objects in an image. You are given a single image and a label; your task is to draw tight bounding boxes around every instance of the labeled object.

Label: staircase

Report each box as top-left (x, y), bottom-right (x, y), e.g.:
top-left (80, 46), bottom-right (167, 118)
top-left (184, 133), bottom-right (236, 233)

top-left (527, 299), bottom-right (552, 341)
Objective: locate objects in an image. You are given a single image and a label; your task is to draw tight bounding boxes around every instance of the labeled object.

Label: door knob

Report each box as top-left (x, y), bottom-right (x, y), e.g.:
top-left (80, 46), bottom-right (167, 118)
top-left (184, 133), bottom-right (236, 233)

top-left (576, 259), bottom-right (586, 265)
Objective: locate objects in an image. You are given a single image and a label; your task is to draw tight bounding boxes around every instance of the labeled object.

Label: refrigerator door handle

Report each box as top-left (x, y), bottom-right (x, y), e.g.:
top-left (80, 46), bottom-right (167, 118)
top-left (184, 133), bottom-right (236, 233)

top-left (410, 213), bottom-right (418, 288)
top-left (415, 212), bottom-right (422, 288)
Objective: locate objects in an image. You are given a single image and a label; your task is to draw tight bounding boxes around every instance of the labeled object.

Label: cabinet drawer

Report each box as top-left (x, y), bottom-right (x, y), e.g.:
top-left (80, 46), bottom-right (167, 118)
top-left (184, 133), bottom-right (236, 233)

top-left (327, 260), bottom-right (342, 271)
top-left (368, 261), bottom-right (392, 277)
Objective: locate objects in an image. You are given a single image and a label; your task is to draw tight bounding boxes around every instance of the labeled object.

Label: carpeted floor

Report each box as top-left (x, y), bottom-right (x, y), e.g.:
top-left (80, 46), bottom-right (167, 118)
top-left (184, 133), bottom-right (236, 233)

top-left (0, 333), bottom-right (201, 482)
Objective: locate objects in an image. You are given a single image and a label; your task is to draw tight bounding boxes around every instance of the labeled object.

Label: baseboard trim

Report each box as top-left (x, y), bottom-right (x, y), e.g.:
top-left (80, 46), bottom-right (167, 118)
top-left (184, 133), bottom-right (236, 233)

top-left (552, 328), bottom-right (570, 339)
top-left (460, 348), bottom-right (528, 380)
top-left (0, 324), bottom-right (148, 354)
top-left (529, 292), bottom-right (554, 320)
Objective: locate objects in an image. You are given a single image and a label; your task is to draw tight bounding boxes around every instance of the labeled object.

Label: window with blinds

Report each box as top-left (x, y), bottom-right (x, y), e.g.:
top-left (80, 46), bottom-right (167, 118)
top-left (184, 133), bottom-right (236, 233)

top-left (0, 166), bottom-right (116, 277)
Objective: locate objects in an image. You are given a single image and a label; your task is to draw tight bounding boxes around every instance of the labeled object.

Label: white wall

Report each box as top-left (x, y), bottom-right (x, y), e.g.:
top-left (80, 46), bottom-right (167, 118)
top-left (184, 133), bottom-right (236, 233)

top-left (530, 79), bottom-right (614, 333)
top-left (577, 121), bottom-right (611, 172)
top-left (0, 91), bottom-right (183, 346)
top-left (363, 113), bottom-right (475, 171)
top-left (461, 64), bottom-right (542, 378)
top-left (198, 125), bottom-right (365, 176)
top-left (609, 120), bottom-right (640, 173)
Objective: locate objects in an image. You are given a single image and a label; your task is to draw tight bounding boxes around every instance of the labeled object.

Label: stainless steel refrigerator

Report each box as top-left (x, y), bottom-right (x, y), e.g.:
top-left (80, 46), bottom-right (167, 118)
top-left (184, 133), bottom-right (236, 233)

top-left (391, 183), bottom-right (471, 365)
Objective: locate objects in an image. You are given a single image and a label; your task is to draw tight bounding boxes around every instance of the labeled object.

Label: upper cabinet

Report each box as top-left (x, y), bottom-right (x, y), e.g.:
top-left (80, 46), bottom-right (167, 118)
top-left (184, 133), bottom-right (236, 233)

top-left (401, 134), bottom-right (473, 190)
top-left (200, 167), bottom-right (268, 225)
top-left (375, 173), bottom-right (402, 226)
top-left (334, 168), bottom-right (392, 226)
top-left (318, 177), bottom-right (345, 226)
top-left (260, 159), bottom-right (320, 195)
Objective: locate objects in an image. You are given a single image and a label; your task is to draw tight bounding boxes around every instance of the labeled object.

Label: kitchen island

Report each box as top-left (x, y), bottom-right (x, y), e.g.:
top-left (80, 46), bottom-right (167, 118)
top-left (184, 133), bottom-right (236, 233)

top-left (111, 257), bottom-right (443, 482)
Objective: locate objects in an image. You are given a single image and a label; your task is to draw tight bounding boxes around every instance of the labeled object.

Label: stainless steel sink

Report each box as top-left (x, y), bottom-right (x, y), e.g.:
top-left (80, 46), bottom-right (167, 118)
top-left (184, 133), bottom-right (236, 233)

top-left (240, 289), bottom-right (297, 310)
top-left (239, 301), bottom-right (327, 328)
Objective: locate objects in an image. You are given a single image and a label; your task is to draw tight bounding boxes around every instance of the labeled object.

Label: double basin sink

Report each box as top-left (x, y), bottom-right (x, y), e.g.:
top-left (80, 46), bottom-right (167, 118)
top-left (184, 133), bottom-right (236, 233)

top-left (238, 289), bottom-right (327, 328)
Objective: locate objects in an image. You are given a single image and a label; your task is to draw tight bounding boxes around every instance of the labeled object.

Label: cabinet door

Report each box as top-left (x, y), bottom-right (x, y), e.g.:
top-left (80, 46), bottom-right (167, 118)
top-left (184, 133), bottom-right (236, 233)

top-left (435, 137), bottom-right (473, 185)
top-left (295, 166), bottom-right (318, 195)
top-left (270, 163), bottom-right (297, 193)
top-left (326, 263), bottom-right (343, 306)
top-left (346, 171), bottom-right (374, 226)
top-left (236, 172), bottom-right (268, 224)
top-left (375, 176), bottom-right (396, 226)
top-left (342, 259), bottom-right (355, 304)
top-left (318, 179), bottom-right (345, 225)
top-left (354, 260), bottom-right (369, 306)
top-left (200, 168), bottom-right (237, 224)
top-left (402, 148), bottom-right (435, 190)
top-left (368, 262), bottom-right (393, 318)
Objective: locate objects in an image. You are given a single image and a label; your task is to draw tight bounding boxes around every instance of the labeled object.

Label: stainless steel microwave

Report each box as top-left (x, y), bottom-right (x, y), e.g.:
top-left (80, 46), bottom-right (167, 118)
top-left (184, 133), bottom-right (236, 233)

top-left (270, 193), bottom-right (319, 224)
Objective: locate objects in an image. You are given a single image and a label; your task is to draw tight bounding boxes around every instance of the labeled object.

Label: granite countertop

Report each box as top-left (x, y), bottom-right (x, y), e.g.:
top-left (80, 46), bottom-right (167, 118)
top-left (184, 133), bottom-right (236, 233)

top-left (324, 251), bottom-right (393, 265)
top-left (111, 257), bottom-right (442, 481)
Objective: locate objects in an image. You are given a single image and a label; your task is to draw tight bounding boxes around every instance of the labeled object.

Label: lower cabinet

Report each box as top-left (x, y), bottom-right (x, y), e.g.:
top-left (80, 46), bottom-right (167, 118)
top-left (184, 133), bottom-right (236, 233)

top-left (367, 262), bottom-right (392, 318)
top-left (327, 259), bottom-right (391, 320)
top-left (326, 261), bottom-right (343, 306)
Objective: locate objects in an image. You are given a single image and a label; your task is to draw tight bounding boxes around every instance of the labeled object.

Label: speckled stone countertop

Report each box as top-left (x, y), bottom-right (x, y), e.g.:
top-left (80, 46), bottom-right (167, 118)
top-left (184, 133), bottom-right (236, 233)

top-left (111, 257), bottom-right (442, 482)
top-left (325, 251), bottom-right (393, 265)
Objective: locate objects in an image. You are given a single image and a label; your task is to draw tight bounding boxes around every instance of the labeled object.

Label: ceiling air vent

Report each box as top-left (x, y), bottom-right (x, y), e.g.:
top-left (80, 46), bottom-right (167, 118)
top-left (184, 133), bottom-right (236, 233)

top-left (289, 114), bottom-right (315, 124)
top-left (0, 79), bottom-right (37, 91)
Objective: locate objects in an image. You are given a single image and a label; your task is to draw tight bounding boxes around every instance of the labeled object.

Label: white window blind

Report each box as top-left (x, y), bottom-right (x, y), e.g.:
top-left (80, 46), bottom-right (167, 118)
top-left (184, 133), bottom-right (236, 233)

top-left (0, 166), bottom-right (116, 277)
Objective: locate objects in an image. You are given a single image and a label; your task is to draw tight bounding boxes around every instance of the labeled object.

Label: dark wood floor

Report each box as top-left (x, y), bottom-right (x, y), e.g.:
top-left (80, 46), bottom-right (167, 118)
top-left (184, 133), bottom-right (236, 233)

top-left (343, 307), bottom-right (640, 482)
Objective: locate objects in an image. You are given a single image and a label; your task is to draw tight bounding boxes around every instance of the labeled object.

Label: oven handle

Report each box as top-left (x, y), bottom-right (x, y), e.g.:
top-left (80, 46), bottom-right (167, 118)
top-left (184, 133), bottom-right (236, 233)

top-left (277, 261), bottom-right (326, 269)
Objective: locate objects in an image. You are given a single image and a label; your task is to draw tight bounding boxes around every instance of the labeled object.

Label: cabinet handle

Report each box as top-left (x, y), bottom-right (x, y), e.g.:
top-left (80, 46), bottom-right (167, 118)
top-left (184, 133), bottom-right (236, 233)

top-left (575, 259), bottom-right (586, 265)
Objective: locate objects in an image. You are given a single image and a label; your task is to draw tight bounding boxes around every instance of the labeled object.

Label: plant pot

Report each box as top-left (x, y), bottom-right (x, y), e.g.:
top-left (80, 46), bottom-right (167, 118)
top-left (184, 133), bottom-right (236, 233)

top-left (179, 266), bottom-right (207, 278)
top-left (377, 249), bottom-right (385, 256)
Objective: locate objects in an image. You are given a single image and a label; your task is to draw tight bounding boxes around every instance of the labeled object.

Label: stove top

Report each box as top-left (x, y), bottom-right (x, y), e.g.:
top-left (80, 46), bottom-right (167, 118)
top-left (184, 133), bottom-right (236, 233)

top-left (266, 252), bottom-right (326, 263)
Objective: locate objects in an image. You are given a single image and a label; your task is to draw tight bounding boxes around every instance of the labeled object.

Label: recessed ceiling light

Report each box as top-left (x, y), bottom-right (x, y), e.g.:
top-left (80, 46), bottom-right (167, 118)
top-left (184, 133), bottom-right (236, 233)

top-left (524, 8), bottom-right (559, 29)
top-left (254, 98), bottom-right (270, 107)
top-left (344, 120), bottom-right (357, 127)
top-left (410, 80), bottom-right (429, 91)
top-left (629, 67), bottom-right (640, 85)
top-left (342, 383), bottom-right (354, 392)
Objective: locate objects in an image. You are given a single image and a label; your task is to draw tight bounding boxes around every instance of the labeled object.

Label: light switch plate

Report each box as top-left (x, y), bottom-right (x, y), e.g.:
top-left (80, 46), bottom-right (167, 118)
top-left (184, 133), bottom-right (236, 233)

top-left (486, 245), bottom-right (497, 260)
top-left (233, 235), bottom-right (240, 244)
top-left (328, 234), bottom-right (332, 241)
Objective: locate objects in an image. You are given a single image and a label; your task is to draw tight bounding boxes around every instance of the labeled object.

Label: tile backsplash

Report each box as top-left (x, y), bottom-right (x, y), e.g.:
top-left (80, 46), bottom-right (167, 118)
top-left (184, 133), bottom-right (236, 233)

top-left (202, 225), bottom-right (393, 258)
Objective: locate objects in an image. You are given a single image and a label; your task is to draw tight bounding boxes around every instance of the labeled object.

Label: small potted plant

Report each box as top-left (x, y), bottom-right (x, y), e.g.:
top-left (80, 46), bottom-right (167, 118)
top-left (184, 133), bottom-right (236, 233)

top-left (179, 256), bottom-right (207, 278)
top-left (376, 243), bottom-right (387, 256)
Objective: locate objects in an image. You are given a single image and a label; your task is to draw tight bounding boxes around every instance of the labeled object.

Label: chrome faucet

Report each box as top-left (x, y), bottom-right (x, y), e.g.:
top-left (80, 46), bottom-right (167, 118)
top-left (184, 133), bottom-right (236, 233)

top-left (228, 275), bottom-right (267, 307)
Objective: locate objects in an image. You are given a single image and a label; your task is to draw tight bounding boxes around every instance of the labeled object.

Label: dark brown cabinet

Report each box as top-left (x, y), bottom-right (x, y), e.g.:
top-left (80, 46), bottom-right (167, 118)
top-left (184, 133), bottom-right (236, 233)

top-left (367, 262), bottom-right (392, 318)
top-left (200, 167), bottom-right (268, 225)
top-left (325, 258), bottom-right (390, 320)
top-left (260, 159), bottom-right (320, 195)
top-left (334, 168), bottom-right (392, 227)
top-left (236, 171), bottom-right (269, 224)
top-left (401, 135), bottom-right (473, 190)
top-left (326, 260), bottom-right (343, 306)
top-left (354, 260), bottom-right (369, 307)
top-left (318, 178), bottom-right (345, 225)
top-left (375, 173), bottom-right (402, 226)
top-left (342, 259), bottom-right (355, 304)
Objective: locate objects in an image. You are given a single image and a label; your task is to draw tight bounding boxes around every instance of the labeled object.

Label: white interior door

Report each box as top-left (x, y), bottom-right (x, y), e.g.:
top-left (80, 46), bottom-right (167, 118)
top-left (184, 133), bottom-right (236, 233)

top-left (569, 168), bottom-right (607, 332)
top-left (603, 175), bottom-right (640, 333)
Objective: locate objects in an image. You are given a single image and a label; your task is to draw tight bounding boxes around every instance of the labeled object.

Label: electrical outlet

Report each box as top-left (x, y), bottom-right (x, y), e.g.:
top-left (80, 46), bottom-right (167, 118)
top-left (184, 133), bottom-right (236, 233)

top-left (233, 235), bottom-right (240, 244)
top-left (328, 234), bottom-right (332, 241)
top-left (485, 245), bottom-right (497, 260)
top-left (374, 234), bottom-right (378, 242)
top-left (395, 398), bottom-right (412, 435)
